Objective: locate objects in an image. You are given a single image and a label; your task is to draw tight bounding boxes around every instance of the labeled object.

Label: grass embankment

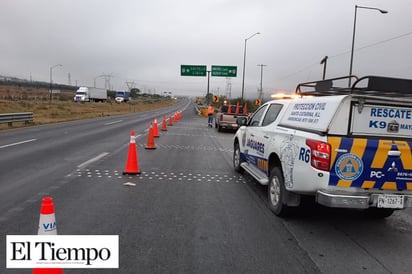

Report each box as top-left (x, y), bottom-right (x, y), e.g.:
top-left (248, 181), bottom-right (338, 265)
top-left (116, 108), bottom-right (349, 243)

top-left (0, 99), bottom-right (177, 130)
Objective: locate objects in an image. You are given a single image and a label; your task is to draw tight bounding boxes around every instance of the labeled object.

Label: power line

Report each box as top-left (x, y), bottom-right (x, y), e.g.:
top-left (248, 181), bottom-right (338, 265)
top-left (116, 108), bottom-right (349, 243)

top-left (280, 30), bottom-right (412, 80)
top-left (357, 31), bottom-right (412, 51)
top-left (331, 30), bottom-right (412, 59)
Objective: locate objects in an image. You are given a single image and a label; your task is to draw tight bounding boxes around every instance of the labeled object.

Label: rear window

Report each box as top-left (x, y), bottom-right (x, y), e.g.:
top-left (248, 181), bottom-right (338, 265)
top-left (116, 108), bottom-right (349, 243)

top-left (279, 96), bottom-right (345, 132)
top-left (221, 105), bottom-right (243, 113)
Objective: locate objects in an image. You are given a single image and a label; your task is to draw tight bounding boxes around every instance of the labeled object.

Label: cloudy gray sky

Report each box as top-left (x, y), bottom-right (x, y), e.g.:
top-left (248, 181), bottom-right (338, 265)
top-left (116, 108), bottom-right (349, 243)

top-left (1, 0), bottom-right (411, 99)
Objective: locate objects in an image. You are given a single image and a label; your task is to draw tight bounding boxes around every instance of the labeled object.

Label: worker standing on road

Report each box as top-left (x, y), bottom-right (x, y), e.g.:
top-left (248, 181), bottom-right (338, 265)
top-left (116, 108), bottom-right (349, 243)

top-left (207, 104), bottom-right (215, 128)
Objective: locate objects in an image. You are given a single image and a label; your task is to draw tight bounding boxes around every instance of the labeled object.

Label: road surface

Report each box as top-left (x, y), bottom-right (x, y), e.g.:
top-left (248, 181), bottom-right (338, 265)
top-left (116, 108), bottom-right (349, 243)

top-left (1, 99), bottom-right (411, 273)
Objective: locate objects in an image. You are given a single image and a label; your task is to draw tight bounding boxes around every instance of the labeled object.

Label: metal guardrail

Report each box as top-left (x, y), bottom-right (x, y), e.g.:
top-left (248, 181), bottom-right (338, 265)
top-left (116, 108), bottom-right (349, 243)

top-left (0, 112), bottom-right (33, 126)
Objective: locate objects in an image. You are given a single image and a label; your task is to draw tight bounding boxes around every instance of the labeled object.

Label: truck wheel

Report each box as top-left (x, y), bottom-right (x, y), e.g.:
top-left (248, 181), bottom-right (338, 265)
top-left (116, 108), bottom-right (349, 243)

top-left (233, 142), bottom-right (244, 174)
top-left (364, 208), bottom-right (394, 218)
top-left (268, 167), bottom-right (289, 216)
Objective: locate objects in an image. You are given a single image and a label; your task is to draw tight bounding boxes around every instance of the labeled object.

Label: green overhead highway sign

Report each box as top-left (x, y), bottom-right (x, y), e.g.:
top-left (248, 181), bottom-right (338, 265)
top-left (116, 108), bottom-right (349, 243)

top-left (211, 66), bottom-right (237, 77)
top-left (181, 65), bottom-right (207, 76)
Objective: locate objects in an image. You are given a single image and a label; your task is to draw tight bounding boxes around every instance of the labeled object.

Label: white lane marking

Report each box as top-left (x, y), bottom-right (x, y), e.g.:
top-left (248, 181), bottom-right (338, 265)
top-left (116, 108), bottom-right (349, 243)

top-left (105, 120), bottom-right (123, 125)
top-left (77, 152), bottom-right (109, 169)
top-left (123, 182), bottom-right (136, 186)
top-left (0, 139), bottom-right (37, 149)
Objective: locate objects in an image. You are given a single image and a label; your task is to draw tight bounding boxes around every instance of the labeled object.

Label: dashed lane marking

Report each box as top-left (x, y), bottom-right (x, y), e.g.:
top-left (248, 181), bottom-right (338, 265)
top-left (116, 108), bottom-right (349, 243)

top-left (104, 120), bottom-right (123, 126)
top-left (137, 143), bottom-right (233, 153)
top-left (0, 138), bottom-right (37, 149)
top-left (160, 132), bottom-right (230, 139)
top-left (77, 152), bottom-right (110, 169)
top-left (69, 169), bottom-right (248, 184)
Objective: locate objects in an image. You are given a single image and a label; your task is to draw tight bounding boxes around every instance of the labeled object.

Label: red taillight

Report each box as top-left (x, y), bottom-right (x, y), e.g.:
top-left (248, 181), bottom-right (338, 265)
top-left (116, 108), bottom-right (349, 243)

top-left (219, 114), bottom-right (223, 121)
top-left (305, 139), bottom-right (331, 171)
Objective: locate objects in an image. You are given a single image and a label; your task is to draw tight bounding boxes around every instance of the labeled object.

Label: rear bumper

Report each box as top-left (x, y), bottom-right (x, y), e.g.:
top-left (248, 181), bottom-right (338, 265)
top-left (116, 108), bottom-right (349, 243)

top-left (316, 190), bottom-right (412, 209)
top-left (218, 122), bottom-right (239, 129)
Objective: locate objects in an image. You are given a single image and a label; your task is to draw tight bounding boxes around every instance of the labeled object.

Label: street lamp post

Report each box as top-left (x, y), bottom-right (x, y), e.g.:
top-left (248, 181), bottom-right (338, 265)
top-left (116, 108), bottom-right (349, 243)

top-left (241, 32), bottom-right (260, 102)
top-left (348, 5), bottom-right (387, 87)
top-left (50, 64), bottom-right (62, 102)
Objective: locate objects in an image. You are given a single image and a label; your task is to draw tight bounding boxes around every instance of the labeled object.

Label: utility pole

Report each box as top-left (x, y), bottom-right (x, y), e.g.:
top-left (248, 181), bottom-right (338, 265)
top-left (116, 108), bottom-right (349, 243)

top-left (257, 64), bottom-right (266, 100)
top-left (226, 77), bottom-right (232, 99)
top-left (206, 70), bottom-right (211, 103)
top-left (100, 73), bottom-right (113, 90)
top-left (126, 81), bottom-right (136, 97)
top-left (126, 81), bottom-right (136, 91)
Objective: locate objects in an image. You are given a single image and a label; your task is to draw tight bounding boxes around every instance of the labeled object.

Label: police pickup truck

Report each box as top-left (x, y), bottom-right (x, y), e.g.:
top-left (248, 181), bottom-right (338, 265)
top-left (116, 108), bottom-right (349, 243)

top-left (233, 75), bottom-right (412, 217)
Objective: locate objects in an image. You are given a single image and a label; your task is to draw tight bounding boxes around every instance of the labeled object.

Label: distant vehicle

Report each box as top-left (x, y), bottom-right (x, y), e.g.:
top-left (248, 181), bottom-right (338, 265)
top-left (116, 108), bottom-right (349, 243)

top-left (214, 104), bottom-right (247, 132)
top-left (73, 87), bottom-right (107, 102)
top-left (115, 90), bottom-right (130, 103)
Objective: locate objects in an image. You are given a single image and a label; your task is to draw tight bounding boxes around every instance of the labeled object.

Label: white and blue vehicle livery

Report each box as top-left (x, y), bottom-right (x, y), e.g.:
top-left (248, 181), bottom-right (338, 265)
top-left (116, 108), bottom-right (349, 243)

top-left (233, 75), bottom-right (412, 217)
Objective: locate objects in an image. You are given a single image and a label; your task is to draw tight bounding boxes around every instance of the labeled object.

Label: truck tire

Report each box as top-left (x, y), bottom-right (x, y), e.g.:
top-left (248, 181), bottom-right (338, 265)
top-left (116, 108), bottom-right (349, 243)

top-left (268, 167), bottom-right (289, 216)
top-left (233, 141), bottom-right (244, 174)
top-left (364, 208), bottom-right (394, 218)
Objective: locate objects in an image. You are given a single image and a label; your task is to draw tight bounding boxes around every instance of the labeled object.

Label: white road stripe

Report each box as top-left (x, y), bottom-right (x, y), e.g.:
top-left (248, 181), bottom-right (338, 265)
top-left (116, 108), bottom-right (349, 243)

top-left (105, 120), bottom-right (123, 125)
top-left (77, 152), bottom-right (109, 169)
top-left (0, 139), bottom-right (37, 149)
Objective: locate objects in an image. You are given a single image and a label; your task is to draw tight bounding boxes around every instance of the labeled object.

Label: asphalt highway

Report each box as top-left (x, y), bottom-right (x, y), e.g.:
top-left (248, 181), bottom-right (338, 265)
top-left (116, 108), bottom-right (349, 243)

top-left (1, 99), bottom-right (412, 273)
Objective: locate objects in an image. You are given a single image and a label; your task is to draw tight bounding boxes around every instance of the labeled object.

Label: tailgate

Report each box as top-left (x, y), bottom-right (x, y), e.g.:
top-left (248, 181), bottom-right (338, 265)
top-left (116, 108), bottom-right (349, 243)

top-left (351, 104), bottom-right (412, 138)
top-left (328, 136), bottom-right (412, 191)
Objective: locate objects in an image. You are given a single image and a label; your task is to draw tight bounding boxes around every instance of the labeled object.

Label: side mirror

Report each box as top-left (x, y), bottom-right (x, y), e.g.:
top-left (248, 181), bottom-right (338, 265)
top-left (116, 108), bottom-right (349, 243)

top-left (236, 117), bottom-right (248, 126)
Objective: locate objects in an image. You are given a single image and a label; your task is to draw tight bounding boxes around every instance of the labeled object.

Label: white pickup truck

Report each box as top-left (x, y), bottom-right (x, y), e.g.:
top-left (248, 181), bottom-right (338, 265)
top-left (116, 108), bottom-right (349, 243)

top-left (214, 104), bottom-right (247, 132)
top-left (233, 75), bottom-right (412, 218)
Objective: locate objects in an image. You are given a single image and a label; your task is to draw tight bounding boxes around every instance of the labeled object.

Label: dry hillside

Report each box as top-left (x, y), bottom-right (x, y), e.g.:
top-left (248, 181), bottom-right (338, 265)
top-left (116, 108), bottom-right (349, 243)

top-left (0, 84), bottom-right (177, 130)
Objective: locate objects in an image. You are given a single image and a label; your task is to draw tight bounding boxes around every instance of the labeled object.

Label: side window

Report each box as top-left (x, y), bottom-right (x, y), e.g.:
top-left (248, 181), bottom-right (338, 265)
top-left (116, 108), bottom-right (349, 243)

top-left (248, 105), bottom-right (268, 127)
top-left (262, 104), bottom-right (283, 126)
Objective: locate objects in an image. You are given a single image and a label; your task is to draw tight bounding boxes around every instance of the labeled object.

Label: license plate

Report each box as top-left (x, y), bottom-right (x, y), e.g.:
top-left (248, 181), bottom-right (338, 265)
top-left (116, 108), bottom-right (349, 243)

top-left (377, 194), bottom-right (404, 209)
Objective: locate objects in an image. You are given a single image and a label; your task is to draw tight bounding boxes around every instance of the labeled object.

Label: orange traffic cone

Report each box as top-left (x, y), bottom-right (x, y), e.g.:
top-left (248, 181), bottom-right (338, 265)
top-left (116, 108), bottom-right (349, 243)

top-left (153, 118), bottom-right (159, 138)
top-left (227, 104), bottom-right (232, 114)
top-left (243, 102), bottom-right (248, 115)
top-left (235, 101), bottom-right (240, 115)
top-left (37, 197), bottom-right (58, 235)
top-left (168, 114), bottom-right (173, 126)
top-left (123, 131), bottom-right (141, 174)
top-left (145, 123), bottom-right (156, 149)
top-left (161, 116), bottom-right (167, 131)
top-left (33, 197), bottom-right (63, 274)
top-left (174, 112), bottom-right (178, 122)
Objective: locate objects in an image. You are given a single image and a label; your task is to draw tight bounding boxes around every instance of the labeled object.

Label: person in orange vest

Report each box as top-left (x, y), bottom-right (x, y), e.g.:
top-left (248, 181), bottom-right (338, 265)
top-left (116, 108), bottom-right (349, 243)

top-left (207, 104), bottom-right (215, 127)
